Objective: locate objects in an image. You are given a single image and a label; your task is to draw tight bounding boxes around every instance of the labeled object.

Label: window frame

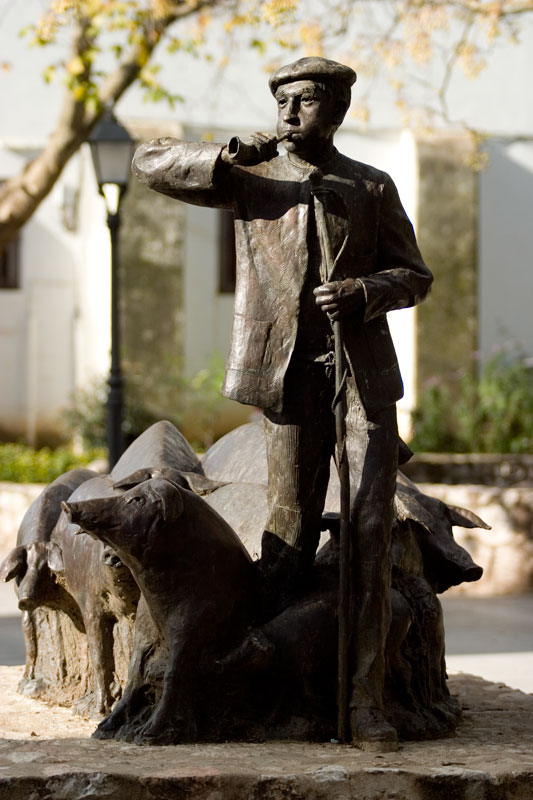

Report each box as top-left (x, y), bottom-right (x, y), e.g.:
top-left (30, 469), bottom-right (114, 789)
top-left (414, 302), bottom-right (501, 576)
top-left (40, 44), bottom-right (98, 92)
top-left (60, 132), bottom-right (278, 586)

top-left (0, 235), bottom-right (20, 290)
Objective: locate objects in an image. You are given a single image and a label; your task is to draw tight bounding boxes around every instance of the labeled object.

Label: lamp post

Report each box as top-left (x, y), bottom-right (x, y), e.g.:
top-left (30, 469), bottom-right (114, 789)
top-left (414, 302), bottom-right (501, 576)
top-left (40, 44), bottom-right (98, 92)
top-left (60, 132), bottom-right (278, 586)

top-left (88, 111), bottom-right (134, 469)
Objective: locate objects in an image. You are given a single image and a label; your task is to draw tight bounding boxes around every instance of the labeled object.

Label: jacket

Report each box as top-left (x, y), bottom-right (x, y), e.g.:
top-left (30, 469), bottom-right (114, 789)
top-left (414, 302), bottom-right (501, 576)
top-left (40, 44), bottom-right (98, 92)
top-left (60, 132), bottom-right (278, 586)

top-left (132, 140), bottom-right (433, 415)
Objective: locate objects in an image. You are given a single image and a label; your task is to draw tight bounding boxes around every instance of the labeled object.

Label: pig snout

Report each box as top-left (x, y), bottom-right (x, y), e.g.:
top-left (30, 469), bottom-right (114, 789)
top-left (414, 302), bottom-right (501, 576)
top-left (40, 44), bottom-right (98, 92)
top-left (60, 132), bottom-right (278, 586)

top-left (18, 592), bottom-right (37, 612)
top-left (61, 497), bottom-right (121, 540)
top-left (451, 547), bottom-right (483, 583)
top-left (18, 573), bottom-right (37, 610)
top-left (16, 544), bottom-right (49, 612)
top-left (61, 499), bottom-right (104, 534)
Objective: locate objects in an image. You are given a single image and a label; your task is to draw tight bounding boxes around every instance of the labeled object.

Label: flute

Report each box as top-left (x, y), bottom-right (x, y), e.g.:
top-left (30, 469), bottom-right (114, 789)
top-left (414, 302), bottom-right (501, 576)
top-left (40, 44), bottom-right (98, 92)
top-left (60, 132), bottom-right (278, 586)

top-left (225, 132), bottom-right (292, 164)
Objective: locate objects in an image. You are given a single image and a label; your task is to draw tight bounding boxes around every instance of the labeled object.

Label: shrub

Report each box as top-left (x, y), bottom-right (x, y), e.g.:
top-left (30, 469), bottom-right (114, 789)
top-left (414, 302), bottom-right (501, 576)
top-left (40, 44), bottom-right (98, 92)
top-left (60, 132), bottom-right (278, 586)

top-left (0, 444), bottom-right (104, 484)
top-left (63, 354), bottom-right (227, 452)
top-left (411, 347), bottom-right (533, 453)
top-left (62, 378), bottom-right (159, 451)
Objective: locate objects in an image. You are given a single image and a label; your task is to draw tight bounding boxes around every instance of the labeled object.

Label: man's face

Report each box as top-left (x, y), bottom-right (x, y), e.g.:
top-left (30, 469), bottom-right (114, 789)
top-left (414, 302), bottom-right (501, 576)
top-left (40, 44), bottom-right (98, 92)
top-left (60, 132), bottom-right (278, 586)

top-left (275, 80), bottom-right (340, 158)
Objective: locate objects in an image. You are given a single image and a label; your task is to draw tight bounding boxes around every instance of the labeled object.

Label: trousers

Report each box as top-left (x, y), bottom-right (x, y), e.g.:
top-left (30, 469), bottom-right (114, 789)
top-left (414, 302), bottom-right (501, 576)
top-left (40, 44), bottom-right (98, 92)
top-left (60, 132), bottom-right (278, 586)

top-left (261, 358), bottom-right (399, 710)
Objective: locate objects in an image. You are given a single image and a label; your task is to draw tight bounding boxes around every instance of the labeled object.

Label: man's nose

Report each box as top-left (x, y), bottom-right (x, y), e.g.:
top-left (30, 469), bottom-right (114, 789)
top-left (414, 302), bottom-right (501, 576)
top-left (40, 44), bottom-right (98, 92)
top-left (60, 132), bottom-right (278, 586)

top-left (283, 97), bottom-right (299, 121)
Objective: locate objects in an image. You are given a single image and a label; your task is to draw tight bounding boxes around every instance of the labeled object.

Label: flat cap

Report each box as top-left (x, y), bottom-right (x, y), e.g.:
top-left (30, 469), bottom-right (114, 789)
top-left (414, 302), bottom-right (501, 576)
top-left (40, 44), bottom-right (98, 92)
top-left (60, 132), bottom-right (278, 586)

top-left (269, 57), bottom-right (357, 95)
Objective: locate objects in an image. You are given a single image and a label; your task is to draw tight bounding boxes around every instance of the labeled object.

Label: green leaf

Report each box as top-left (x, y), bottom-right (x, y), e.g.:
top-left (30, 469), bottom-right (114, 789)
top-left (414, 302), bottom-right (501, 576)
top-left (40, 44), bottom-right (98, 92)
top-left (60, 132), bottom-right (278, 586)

top-left (251, 38), bottom-right (266, 55)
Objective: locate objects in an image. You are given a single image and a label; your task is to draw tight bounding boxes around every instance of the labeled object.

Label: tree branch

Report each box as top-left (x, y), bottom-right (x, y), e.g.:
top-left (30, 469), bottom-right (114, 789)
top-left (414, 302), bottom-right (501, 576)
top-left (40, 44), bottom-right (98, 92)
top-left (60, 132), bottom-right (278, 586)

top-left (0, 0), bottom-right (225, 251)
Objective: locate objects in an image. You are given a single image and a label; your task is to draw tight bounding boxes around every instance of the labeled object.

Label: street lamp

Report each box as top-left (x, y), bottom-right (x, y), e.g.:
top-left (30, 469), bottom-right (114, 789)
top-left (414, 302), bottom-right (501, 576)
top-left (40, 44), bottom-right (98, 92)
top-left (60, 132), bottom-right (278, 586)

top-left (88, 111), bottom-right (134, 468)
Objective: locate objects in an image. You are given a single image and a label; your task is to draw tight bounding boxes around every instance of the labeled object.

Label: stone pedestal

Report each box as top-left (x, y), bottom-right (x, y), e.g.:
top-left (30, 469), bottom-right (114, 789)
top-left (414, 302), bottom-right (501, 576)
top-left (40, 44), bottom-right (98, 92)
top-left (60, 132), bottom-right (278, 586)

top-left (1, 666), bottom-right (532, 799)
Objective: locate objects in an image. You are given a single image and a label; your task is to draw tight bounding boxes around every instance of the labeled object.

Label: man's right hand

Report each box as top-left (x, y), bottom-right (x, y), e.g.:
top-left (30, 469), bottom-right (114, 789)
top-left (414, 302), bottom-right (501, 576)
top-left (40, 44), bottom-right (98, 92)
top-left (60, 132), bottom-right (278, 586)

top-left (221, 132), bottom-right (278, 166)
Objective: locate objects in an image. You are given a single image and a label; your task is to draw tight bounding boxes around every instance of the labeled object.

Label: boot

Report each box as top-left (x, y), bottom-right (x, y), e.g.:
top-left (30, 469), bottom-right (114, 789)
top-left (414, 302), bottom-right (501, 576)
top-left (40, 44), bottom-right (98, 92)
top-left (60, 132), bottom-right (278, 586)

top-left (351, 706), bottom-right (398, 752)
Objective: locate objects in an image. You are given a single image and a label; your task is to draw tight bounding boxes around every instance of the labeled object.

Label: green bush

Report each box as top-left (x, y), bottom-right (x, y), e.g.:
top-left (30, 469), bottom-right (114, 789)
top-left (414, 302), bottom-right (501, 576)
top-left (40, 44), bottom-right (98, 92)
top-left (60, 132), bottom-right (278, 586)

top-left (63, 354), bottom-right (227, 452)
top-left (62, 378), bottom-right (159, 451)
top-left (0, 444), bottom-right (104, 484)
top-left (411, 347), bottom-right (533, 453)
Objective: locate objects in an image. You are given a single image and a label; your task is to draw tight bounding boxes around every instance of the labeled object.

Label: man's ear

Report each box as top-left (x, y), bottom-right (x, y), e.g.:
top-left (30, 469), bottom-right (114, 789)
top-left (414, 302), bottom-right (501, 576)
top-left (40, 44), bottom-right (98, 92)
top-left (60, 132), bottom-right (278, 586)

top-left (47, 542), bottom-right (64, 574)
top-left (333, 99), bottom-right (349, 128)
top-left (0, 546), bottom-right (27, 582)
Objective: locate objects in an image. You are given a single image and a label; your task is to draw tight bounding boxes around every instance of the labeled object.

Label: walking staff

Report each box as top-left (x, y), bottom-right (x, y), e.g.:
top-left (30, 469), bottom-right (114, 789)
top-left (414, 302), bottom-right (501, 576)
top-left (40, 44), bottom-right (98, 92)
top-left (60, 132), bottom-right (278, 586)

top-left (310, 171), bottom-right (352, 743)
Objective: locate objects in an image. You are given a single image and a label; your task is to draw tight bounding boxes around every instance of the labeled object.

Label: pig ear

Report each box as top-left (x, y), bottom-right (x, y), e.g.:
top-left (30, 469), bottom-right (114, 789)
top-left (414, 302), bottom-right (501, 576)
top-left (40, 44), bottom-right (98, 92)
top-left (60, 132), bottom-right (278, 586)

top-left (179, 472), bottom-right (227, 496)
top-left (158, 480), bottom-right (184, 522)
top-left (47, 542), bottom-right (65, 574)
top-left (113, 468), bottom-right (153, 490)
top-left (448, 504), bottom-right (491, 531)
top-left (0, 546), bottom-right (27, 582)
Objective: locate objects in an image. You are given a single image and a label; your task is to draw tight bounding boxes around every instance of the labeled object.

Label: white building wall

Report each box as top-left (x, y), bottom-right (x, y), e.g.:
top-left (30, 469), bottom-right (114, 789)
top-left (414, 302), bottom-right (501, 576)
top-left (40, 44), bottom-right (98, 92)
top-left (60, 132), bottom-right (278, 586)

top-left (0, 1), bottom-right (531, 443)
top-left (0, 292), bottom-right (26, 431)
top-left (0, 144), bottom-right (111, 442)
top-left (75, 146), bottom-right (112, 390)
top-left (0, 149), bottom-right (79, 440)
top-left (182, 200), bottom-right (239, 376)
top-left (335, 129), bottom-right (419, 438)
top-left (478, 139), bottom-right (533, 361)
top-left (183, 203), bottom-right (220, 375)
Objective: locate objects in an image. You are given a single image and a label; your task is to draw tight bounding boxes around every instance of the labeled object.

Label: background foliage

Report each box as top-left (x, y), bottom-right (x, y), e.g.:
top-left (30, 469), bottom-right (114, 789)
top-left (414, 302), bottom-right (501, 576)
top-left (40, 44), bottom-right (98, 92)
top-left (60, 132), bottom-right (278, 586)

top-left (411, 346), bottom-right (533, 453)
top-left (0, 444), bottom-right (104, 484)
top-left (63, 354), bottom-right (226, 452)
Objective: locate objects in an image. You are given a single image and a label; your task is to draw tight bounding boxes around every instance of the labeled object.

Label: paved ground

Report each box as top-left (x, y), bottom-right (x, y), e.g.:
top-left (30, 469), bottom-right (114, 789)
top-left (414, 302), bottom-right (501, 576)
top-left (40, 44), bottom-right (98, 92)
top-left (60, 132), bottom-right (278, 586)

top-left (0, 584), bottom-right (24, 666)
top-left (1, 582), bottom-right (532, 692)
top-left (1, 666), bottom-right (533, 799)
top-left (441, 592), bottom-right (533, 693)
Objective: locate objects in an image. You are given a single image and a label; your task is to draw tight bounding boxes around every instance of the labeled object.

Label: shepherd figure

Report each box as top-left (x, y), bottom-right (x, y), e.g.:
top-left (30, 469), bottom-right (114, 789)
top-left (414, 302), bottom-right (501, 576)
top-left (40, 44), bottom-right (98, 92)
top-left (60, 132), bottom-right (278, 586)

top-left (132, 56), bottom-right (433, 749)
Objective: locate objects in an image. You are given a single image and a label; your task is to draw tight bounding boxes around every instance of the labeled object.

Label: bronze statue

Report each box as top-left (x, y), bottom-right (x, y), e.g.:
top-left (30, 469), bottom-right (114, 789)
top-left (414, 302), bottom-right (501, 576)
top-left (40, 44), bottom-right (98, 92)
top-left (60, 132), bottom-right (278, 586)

top-left (2, 421), bottom-right (489, 745)
top-left (133, 56), bottom-right (433, 749)
top-left (63, 476), bottom-right (258, 744)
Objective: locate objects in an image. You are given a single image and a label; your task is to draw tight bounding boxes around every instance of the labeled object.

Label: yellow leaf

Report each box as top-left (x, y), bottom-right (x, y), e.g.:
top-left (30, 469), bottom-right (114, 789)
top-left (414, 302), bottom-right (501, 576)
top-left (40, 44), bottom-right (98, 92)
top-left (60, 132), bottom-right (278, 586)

top-left (52, 0), bottom-right (73, 13)
top-left (72, 85), bottom-right (86, 101)
top-left (150, 0), bottom-right (175, 19)
top-left (136, 43), bottom-right (149, 67)
top-left (299, 21), bottom-right (323, 56)
top-left (350, 103), bottom-right (370, 126)
top-left (261, 0), bottom-right (297, 27)
top-left (67, 55), bottom-right (86, 75)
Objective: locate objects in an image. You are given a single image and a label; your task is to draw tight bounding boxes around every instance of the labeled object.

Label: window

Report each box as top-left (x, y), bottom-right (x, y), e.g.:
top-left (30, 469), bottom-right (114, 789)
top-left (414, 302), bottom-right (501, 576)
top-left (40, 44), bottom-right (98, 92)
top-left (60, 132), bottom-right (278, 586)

top-left (218, 209), bottom-right (236, 293)
top-left (0, 236), bottom-right (19, 289)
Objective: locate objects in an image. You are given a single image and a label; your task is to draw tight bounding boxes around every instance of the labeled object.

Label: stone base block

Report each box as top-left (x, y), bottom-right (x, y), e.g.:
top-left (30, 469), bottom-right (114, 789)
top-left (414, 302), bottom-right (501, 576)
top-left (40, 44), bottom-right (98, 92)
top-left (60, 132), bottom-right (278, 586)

top-left (1, 666), bottom-right (532, 799)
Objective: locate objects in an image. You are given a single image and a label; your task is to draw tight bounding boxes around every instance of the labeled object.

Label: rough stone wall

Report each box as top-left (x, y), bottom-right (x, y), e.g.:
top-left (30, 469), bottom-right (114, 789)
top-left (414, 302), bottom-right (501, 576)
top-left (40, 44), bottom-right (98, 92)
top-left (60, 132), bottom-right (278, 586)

top-left (403, 453), bottom-right (533, 486)
top-left (119, 123), bottom-right (185, 428)
top-left (415, 134), bottom-right (478, 394)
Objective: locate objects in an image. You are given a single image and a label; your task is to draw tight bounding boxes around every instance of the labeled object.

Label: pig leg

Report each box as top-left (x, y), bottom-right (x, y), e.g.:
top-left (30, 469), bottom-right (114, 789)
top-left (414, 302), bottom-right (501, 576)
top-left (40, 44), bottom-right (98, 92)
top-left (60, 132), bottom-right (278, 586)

top-left (95, 597), bottom-right (159, 739)
top-left (386, 590), bottom-right (416, 707)
top-left (22, 610), bottom-right (37, 680)
top-left (136, 611), bottom-right (200, 744)
top-left (136, 654), bottom-right (198, 744)
top-left (76, 610), bottom-right (115, 718)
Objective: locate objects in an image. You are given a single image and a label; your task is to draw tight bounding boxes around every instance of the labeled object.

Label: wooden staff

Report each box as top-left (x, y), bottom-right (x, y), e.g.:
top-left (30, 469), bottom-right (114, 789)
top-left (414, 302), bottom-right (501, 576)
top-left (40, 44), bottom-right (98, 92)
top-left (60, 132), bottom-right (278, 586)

top-left (310, 172), bottom-right (352, 743)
